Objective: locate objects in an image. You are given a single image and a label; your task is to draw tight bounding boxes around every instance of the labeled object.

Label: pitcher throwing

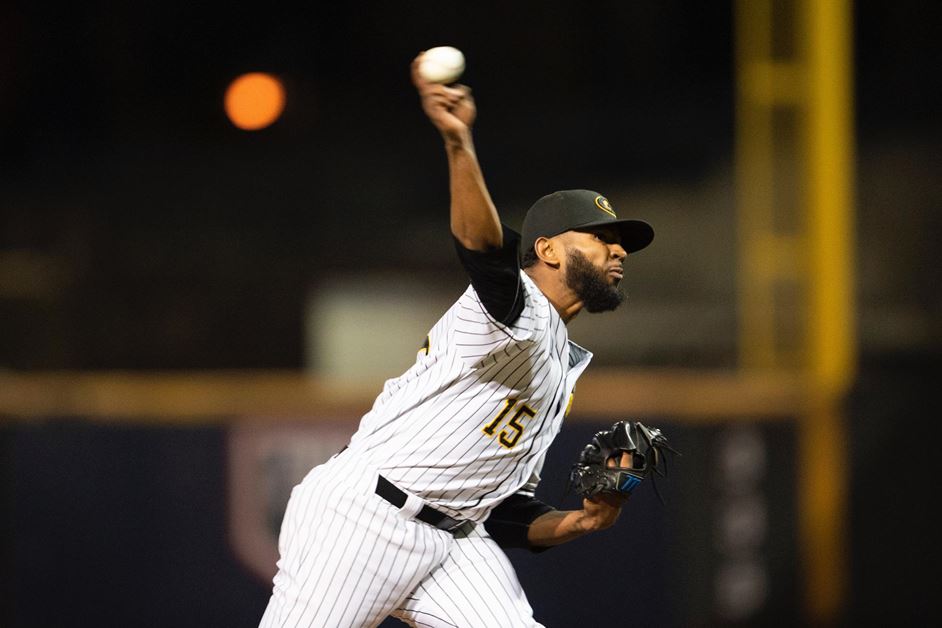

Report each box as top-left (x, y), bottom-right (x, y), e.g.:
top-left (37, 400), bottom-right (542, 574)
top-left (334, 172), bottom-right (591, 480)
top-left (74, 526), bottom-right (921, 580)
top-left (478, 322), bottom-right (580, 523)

top-left (259, 50), bottom-right (664, 628)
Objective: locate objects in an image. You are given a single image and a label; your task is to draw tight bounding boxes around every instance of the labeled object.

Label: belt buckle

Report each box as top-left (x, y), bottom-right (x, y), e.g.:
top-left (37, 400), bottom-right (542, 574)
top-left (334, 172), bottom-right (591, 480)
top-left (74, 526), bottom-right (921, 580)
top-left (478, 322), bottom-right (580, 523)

top-left (447, 519), bottom-right (475, 537)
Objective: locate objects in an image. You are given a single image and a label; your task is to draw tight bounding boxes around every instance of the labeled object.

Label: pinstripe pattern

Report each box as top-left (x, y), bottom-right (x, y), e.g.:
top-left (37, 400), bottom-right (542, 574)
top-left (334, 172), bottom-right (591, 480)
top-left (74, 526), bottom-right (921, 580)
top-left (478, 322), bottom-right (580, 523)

top-left (260, 272), bottom-right (590, 626)
top-left (392, 525), bottom-right (544, 627)
top-left (259, 453), bottom-right (452, 628)
top-left (349, 273), bottom-right (591, 523)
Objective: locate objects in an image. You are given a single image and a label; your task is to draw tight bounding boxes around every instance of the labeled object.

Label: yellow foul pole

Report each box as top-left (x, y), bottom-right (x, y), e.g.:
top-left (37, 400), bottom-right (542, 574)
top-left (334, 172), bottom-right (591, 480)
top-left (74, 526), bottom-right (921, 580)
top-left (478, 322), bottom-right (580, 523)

top-left (800, 0), bottom-right (856, 621)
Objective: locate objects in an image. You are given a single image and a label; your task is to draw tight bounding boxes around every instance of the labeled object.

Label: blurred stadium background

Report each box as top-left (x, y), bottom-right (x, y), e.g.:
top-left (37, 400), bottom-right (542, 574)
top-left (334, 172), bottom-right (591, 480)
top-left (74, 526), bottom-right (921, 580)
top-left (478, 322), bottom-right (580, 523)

top-left (1, 1), bottom-right (939, 626)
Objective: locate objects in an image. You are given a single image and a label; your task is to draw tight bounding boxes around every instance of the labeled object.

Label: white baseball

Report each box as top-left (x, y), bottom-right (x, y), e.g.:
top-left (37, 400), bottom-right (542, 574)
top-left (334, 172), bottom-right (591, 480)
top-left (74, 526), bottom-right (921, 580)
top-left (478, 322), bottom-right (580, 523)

top-left (418, 46), bottom-right (465, 84)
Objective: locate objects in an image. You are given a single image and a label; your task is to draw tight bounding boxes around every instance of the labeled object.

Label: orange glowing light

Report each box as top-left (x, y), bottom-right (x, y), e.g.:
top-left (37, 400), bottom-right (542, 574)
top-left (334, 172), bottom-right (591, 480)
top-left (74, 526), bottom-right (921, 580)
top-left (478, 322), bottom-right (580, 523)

top-left (224, 73), bottom-right (286, 131)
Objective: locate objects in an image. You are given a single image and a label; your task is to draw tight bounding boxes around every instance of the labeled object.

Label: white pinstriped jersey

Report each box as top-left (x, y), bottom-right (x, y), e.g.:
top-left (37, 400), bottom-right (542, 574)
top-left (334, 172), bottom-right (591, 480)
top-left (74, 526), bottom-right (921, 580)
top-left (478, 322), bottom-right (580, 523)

top-left (346, 271), bottom-right (592, 523)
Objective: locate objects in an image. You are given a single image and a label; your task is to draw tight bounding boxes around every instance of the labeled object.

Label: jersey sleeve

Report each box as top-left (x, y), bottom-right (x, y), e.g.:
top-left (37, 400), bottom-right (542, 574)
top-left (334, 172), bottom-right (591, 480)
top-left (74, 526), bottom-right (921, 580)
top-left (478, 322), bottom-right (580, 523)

top-left (483, 492), bottom-right (555, 553)
top-left (452, 232), bottom-right (524, 326)
top-left (482, 465), bottom-right (554, 553)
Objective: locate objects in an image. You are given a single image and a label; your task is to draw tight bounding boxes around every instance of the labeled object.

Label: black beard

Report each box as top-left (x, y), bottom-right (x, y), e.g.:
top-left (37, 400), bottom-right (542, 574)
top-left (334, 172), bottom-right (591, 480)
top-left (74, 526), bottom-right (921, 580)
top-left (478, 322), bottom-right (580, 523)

top-left (564, 249), bottom-right (625, 313)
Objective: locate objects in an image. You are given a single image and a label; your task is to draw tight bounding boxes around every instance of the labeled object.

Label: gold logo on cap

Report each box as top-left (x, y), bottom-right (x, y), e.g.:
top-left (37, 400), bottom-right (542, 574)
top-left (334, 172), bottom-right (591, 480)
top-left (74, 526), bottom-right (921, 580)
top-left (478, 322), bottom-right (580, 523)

top-left (594, 195), bottom-right (616, 217)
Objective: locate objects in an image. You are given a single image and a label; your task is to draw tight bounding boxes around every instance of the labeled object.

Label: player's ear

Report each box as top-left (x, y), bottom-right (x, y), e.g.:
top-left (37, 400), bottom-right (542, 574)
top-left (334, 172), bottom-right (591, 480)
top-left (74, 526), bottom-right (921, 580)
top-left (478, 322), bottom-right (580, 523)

top-left (534, 237), bottom-right (562, 268)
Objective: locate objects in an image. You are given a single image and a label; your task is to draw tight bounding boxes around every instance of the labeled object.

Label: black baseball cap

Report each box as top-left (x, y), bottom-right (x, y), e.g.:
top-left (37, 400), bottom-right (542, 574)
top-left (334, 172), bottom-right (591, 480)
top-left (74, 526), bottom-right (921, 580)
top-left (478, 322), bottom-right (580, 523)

top-left (520, 190), bottom-right (654, 254)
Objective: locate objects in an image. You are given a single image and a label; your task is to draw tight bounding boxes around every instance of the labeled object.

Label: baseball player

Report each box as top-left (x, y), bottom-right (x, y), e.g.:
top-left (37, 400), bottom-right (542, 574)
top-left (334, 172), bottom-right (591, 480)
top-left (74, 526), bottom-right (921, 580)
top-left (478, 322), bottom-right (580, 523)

top-left (258, 53), bottom-right (657, 628)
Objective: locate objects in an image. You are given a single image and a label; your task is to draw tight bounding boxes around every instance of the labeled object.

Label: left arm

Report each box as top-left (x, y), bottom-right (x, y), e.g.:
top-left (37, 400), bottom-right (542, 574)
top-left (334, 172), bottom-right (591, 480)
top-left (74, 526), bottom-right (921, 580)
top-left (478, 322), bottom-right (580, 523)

top-left (525, 493), bottom-right (626, 547)
top-left (484, 452), bottom-right (631, 550)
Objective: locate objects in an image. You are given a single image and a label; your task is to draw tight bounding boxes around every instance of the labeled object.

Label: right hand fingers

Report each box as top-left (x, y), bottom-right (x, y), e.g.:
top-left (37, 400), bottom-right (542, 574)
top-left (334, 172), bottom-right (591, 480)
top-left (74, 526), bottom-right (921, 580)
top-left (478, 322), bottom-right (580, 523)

top-left (410, 53), bottom-right (427, 87)
top-left (425, 89), bottom-right (466, 109)
top-left (418, 80), bottom-right (469, 100)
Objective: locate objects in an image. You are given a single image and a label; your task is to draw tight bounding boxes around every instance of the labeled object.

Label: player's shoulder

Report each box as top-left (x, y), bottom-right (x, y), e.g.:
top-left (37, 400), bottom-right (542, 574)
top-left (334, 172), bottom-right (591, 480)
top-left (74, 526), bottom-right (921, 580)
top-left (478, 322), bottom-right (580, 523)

top-left (458, 272), bottom-right (550, 335)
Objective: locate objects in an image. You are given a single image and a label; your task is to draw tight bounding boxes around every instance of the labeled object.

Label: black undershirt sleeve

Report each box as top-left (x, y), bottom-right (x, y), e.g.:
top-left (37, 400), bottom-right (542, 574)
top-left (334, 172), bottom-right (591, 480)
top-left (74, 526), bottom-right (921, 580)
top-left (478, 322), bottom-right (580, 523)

top-left (453, 231), bottom-right (525, 326)
top-left (483, 493), bottom-right (555, 553)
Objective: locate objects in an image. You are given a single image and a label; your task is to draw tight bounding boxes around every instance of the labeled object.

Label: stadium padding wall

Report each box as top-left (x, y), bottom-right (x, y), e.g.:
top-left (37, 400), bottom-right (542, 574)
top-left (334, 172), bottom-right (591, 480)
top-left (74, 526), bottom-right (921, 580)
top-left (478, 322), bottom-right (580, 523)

top-left (1, 418), bottom-right (802, 627)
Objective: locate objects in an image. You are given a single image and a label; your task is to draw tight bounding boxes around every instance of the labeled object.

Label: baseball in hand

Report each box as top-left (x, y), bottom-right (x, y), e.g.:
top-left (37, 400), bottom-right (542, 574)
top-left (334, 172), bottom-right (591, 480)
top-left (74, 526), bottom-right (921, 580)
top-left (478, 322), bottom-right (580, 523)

top-left (418, 46), bottom-right (465, 84)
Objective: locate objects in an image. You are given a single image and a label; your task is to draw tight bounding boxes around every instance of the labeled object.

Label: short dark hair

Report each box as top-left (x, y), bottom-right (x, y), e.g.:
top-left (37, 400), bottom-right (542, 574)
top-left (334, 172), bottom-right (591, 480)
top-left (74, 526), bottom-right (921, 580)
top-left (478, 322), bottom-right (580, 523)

top-left (520, 246), bottom-right (538, 269)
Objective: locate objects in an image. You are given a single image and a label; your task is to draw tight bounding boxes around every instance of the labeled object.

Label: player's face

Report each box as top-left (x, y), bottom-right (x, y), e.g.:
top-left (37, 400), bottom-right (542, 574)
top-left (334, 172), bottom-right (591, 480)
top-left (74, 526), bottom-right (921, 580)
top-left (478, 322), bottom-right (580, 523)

top-left (562, 227), bottom-right (628, 312)
top-left (564, 227), bottom-right (627, 283)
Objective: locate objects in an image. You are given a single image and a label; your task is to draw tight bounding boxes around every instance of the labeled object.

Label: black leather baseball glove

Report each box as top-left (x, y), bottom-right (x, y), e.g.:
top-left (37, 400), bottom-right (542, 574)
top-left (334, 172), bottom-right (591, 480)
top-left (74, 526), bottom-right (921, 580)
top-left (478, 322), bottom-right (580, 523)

top-left (568, 421), bottom-right (677, 500)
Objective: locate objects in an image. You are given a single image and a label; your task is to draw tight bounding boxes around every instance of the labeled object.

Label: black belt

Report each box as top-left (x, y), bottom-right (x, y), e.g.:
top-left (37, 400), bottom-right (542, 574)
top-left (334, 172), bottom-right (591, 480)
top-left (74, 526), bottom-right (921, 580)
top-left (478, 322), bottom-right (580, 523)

top-left (375, 475), bottom-right (475, 536)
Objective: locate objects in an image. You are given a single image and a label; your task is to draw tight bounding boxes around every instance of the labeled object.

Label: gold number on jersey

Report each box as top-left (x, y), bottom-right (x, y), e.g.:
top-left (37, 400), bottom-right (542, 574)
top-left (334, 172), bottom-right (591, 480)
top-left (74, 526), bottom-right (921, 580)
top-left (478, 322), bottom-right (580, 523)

top-left (482, 398), bottom-right (536, 449)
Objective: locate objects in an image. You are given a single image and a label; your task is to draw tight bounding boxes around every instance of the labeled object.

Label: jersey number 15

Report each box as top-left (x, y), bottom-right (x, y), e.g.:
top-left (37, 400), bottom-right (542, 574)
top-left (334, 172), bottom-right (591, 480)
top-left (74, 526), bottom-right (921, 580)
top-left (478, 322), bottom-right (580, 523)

top-left (482, 398), bottom-right (536, 449)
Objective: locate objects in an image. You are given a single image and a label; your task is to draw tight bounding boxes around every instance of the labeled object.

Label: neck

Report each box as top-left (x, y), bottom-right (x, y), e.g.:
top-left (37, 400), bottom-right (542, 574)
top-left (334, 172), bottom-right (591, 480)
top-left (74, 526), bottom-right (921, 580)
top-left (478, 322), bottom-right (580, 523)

top-left (524, 267), bottom-right (583, 323)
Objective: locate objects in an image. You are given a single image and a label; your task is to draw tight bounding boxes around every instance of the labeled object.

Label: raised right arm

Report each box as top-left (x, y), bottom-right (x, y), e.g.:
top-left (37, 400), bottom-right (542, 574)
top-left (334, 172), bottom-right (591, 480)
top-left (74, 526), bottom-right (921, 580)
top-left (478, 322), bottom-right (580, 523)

top-left (411, 54), bottom-right (502, 251)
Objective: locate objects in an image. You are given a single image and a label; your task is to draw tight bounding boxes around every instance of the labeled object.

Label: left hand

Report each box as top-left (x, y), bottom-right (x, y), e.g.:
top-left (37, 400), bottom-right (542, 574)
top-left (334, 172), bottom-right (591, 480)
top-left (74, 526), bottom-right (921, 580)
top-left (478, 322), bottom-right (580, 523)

top-left (578, 451), bottom-right (632, 532)
top-left (527, 452), bottom-right (638, 547)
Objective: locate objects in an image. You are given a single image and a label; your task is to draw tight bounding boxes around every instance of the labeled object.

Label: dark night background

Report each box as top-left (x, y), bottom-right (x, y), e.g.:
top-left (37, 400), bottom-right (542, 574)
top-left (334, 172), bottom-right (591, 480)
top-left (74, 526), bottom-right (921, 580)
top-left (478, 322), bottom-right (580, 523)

top-left (2, 1), bottom-right (743, 370)
top-left (1, 1), bottom-right (940, 626)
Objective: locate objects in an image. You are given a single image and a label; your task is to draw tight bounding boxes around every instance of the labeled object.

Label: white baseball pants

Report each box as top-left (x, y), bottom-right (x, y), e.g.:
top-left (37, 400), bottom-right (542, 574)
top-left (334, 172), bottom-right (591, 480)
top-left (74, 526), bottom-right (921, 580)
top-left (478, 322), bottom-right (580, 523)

top-left (258, 452), bottom-right (543, 627)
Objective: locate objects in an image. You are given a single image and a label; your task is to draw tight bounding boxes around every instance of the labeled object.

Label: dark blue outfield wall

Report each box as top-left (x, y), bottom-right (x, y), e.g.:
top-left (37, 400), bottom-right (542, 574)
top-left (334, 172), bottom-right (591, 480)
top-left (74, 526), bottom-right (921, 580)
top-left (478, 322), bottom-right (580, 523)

top-left (0, 422), bottom-right (267, 627)
top-left (1, 416), bottom-right (807, 628)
